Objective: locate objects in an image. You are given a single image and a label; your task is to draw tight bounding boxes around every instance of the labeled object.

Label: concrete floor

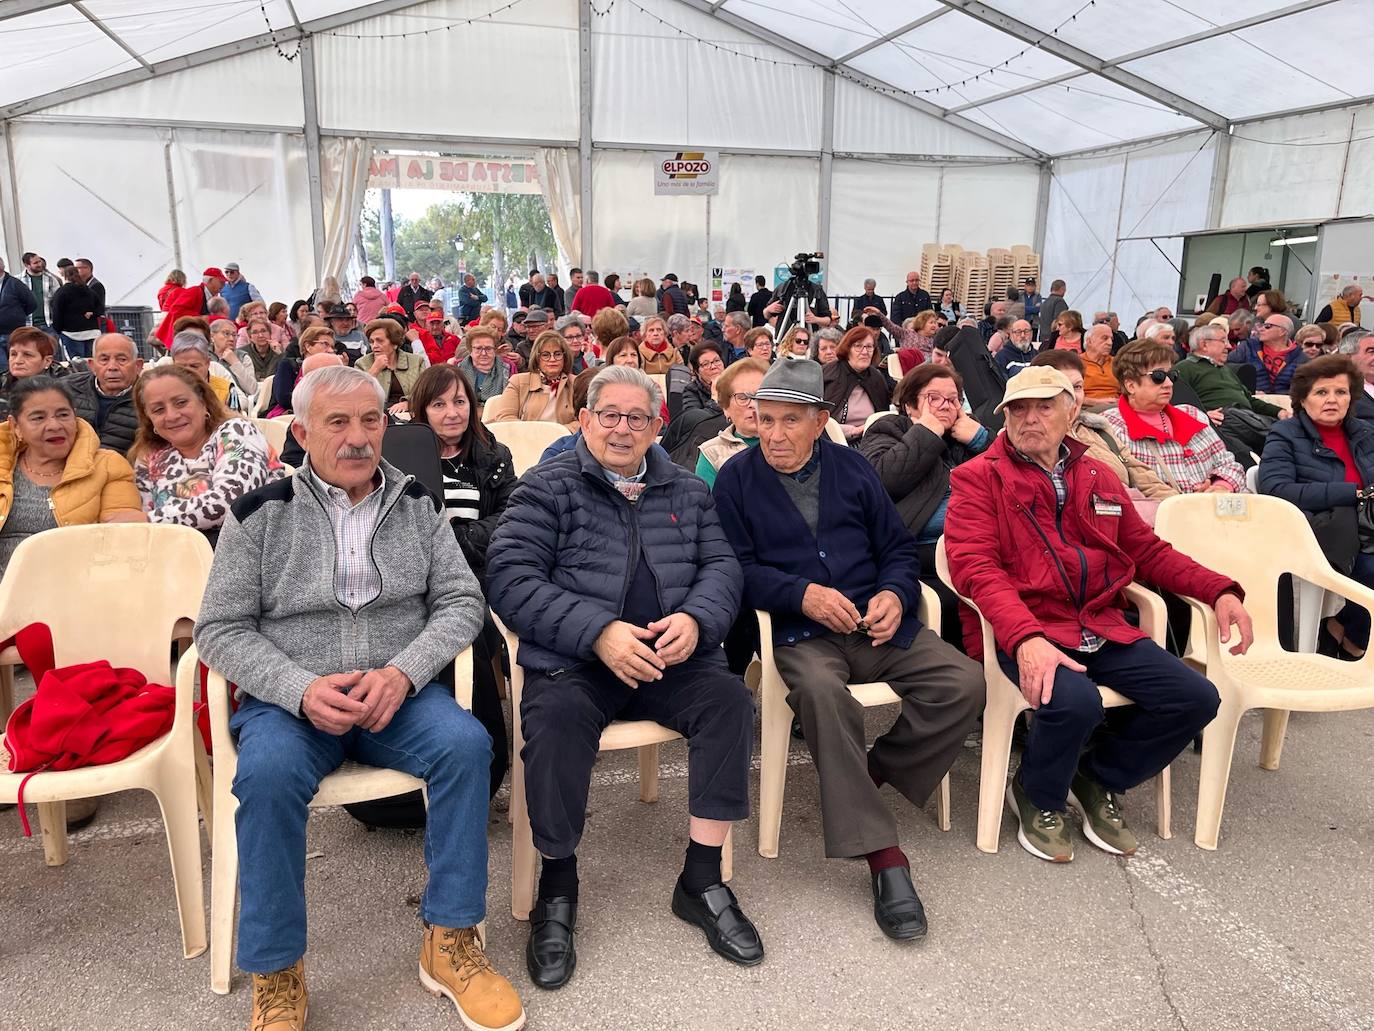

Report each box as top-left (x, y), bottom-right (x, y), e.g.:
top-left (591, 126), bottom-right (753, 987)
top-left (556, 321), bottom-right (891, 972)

top-left (3, 688), bottom-right (1372, 1031)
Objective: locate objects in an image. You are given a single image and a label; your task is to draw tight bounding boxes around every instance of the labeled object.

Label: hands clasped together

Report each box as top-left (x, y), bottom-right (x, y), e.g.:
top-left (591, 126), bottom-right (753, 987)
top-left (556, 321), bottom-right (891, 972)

top-left (301, 666), bottom-right (412, 735)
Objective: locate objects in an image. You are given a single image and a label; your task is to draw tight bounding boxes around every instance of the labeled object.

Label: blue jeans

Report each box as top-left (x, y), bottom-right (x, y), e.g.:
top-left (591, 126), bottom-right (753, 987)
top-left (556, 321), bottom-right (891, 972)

top-left (998, 639), bottom-right (1219, 812)
top-left (59, 334), bottom-right (93, 359)
top-left (1336, 552), bottom-right (1374, 649)
top-left (230, 683), bottom-right (493, 973)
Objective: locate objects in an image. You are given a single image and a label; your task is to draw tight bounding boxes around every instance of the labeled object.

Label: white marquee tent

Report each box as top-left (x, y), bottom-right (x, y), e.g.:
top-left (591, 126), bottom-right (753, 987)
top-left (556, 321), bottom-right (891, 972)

top-left (1, 0), bottom-right (1370, 318)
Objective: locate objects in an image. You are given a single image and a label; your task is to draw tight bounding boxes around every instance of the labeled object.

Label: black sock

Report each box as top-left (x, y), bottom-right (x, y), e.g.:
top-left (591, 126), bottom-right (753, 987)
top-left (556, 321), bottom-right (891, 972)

top-left (538, 854), bottom-right (579, 902)
top-left (680, 840), bottom-right (723, 894)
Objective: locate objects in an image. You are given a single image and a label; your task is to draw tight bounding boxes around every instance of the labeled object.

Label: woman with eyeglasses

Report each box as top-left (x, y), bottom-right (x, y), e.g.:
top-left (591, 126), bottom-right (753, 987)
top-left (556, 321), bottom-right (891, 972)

top-left (858, 364), bottom-right (988, 642)
top-left (484, 330), bottom-right (577, 429)
top-left (1102, 339), bottom-right (1246, 493)
top-left (695, 358), bottom-right (767, 489)
top-left (743, 327), bottom-right (775, 364)
top-left (823, 326), bottom-right (892, 442)
top-left (682, 340), bottom-right (726, 415)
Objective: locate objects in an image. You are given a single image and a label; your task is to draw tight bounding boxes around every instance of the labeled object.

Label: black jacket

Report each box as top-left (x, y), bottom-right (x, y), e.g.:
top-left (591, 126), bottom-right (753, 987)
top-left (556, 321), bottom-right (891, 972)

top-left (67, 371), bottom-right (138, 454)
top-left (857, 413), bottom-right (985, 537)
top-left (397, 283), bottom-right (433, 317)
top-left (49, 283), bottom-right (101, 335)
top-left (451, 432), bottom-right (517, 582)
top-left (0, 274), bottom-right (37, 334)
top-left (679, 377), bottom-right (720, 417)
top-left (890, 288), bottom-right (932, 324)
top-left (746, 288), bottom-right (773, 327)
top-left (657, 284), bottom-right (691, 317)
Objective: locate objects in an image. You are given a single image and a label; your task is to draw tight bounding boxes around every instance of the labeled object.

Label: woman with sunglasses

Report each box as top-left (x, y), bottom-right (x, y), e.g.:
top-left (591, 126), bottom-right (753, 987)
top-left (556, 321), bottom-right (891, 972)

top-left (858, 364), bottom-right (988, 642)
top-left (484, 330), bottom-right (577, 429)
top-left (785, 327), bottom-right (812, 359)
top-left (1102, 339), bottom-right (1246, 493)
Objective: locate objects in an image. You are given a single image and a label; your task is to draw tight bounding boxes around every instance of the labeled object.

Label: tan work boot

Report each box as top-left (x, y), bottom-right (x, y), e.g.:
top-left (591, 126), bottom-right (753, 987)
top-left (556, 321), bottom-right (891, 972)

top-left (420, 924), bottom-right (526, 1031)
top-left (250, 959), bottom-right (307, 1030)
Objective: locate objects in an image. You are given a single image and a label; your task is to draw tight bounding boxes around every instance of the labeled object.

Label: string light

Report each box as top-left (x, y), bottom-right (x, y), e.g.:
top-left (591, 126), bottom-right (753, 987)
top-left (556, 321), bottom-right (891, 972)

top-left (261, 0), bottom-right (533, 47)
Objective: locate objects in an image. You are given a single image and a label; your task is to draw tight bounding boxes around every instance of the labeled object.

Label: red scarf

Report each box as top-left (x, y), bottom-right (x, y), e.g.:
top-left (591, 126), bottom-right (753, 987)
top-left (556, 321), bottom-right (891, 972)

top-left (1115, 395), bottom-right (1207, 450)
top-left (1260, 343), bottom-right (1293, 385)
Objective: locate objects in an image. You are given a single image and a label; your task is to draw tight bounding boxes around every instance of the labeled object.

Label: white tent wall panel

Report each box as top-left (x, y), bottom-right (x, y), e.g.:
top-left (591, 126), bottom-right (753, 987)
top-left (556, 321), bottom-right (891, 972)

top-left (937, 163), bottom-right (1039, 254)
top-left (827, 161), bottom-right (941, 294)
top-left (589, 150), bottom-right (818, 291)
top-left (1042, 132), bottom-right (1217, 320)
top-left (315, 0), bottom-right (578, 138)
top-left (592, 0), bottom-right (822, 150)
top-left (1338, 105), bottom-right (1374, 219)
top-left (831, 78), bottom-right (1018, 159)
top-left (10, 121), bottom-right (177, 310)
top-left (169, 129), bottom-right (314, 308)
top-left (1222, 105), bottom-right (1366, 227)
top-left (40, 48), bottom-right (306, 128)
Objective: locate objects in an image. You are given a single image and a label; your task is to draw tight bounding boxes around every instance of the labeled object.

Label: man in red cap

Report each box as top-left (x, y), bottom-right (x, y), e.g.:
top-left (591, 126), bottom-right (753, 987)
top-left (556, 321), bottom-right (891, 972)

top-left (153, 267), bottom-right (225, 346)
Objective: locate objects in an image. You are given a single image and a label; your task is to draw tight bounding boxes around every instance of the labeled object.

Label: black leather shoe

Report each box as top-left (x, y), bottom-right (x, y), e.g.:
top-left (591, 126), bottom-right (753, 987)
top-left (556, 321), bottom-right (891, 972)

top-left (871, 866), bottom-right (928, 941)
top-left (671, 879), bottom-right (765, 966)
top-left (526, 897), bottom-right (577, 989)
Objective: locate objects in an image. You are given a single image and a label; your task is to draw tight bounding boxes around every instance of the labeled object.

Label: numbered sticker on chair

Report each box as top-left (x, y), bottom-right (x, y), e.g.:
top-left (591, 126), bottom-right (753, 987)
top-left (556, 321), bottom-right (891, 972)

top-left (1215, 495), bottom-right (1248, 517)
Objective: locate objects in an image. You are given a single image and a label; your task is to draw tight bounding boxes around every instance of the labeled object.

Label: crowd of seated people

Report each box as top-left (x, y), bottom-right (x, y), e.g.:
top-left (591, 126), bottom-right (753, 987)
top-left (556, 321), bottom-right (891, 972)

top-left (10, 256), bottom-right (1374, 1031)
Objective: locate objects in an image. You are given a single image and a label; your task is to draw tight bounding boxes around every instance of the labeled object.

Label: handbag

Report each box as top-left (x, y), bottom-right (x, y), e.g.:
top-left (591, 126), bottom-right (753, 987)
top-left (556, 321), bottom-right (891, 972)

top-left (1357, 494), bottom-right (1374, 556)
top-left (1311, 505), bottom-right (1359, 572)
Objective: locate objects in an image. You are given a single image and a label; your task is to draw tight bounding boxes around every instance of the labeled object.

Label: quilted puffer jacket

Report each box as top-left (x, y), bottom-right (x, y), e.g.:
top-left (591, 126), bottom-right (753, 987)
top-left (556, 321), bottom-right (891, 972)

top-left (485, 438), bottom-right (743, 672)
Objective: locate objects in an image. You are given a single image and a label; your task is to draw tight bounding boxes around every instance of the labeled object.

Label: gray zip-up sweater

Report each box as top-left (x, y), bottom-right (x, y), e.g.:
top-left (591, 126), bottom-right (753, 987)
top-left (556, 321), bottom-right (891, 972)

top-left (193, 458), bottom-right (485, 714)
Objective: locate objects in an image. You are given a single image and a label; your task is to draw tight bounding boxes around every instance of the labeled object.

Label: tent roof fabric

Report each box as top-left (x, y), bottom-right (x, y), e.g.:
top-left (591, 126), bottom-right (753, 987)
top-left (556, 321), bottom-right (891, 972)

top-left (1, 0), bottom-right (1370, 157)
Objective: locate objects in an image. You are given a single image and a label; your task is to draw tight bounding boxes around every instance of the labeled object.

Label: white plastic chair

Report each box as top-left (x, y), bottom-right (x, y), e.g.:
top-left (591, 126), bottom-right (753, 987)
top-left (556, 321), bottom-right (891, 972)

top-left (0, 524), bottom-right (215, 959)
top-left (206, 645), bottom-right (475, 994)
top-left (863, 409), bottom-right (898, 433)
top-left (647, 373), bottom-right (667, 401)
top-left (1154, 493), bottom-right (1374, 849)
top-left (886, 353), bottom-right (902, 380)
top-left (934, 540), bottom-right (1173, 853)
top-left (251, 417), bottom-right (288, 455)
top-left (493, 614), bottom-right (731, 921)
top-left (249, 380), bottom-right (273, 418)
top-left (486, 420), bottom-right (572, 476)
top-left (755, 583), bottom-right (952, 859)
top-left (823, 418), bottom-right (849, 446)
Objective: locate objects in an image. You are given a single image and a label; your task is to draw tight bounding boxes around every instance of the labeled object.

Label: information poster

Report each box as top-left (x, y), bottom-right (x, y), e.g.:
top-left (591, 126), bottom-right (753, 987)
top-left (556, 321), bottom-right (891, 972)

top-left (711, 267), bottom-right (754, 303)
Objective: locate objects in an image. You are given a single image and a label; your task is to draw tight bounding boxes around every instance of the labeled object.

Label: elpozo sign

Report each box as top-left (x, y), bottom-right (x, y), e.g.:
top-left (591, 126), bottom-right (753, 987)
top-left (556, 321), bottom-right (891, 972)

top-left (654, 151), bottom-right (719, 196)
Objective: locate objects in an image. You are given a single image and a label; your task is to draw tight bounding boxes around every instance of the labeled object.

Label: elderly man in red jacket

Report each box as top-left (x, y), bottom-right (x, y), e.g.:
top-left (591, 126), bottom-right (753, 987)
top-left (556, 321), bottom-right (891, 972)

top-left (945, 366), bottom-right (1254, 863)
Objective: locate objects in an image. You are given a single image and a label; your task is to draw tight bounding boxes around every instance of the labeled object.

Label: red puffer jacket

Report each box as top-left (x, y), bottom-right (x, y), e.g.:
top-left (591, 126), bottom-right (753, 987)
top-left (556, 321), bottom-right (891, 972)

top-left (945, 433), bottom-right (1240, 658)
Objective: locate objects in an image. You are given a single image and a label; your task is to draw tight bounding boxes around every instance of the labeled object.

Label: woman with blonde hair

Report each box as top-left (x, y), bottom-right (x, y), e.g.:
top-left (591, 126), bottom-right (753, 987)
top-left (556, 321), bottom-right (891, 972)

top-left (626, 278), bottom-right (658, 318)
top-left (591, 306), bottom-right (630, 361)
top-left (484, 330), bottom-right (577, 428)
top-left (130, 365), bottom-right (283, 540)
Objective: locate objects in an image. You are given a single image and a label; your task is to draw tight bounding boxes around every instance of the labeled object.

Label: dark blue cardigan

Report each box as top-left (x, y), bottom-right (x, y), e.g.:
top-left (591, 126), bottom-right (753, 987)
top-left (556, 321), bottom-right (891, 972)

top-left (713, 437), bottom-right (924, 649)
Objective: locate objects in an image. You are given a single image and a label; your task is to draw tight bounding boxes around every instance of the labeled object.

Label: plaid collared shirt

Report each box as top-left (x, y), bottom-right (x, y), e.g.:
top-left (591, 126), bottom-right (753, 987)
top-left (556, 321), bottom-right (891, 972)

top-left (1017, 443), bottom-right (1105, 654)
top-left (305, 465), bottom-right (386, 611)
top-left (1101, 402), bottom-right (1247, 493)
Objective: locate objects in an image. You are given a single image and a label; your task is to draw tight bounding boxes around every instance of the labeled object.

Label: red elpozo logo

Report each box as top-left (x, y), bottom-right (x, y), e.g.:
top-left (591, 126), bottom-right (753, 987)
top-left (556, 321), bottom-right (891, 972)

top-left (661, 153), bottom-right (713, 180)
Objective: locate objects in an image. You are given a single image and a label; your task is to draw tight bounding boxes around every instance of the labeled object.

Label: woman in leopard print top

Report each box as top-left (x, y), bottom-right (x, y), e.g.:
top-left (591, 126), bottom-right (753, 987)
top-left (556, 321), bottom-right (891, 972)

top-left (130, 366), bottom-right (285, 542)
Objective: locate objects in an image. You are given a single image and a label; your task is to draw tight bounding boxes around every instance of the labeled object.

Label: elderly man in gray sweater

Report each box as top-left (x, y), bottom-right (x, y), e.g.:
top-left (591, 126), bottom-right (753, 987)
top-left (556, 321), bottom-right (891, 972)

top-left (194, 365), bottom-right (525, 1031)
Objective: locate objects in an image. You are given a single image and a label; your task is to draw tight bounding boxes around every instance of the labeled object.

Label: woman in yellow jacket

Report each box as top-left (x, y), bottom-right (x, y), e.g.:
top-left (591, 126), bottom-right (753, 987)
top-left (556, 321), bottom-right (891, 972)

top-left (484, 331), bottom-right (577, 430)
top-left (0, 377), bottom-right (146, 574)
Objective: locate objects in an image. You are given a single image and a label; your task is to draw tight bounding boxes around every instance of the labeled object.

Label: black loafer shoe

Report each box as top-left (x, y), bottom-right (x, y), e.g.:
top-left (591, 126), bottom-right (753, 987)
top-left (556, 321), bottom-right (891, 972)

top-left (871, 866), bottom-right (927, 941)
top-left (526, 896), bottom-right (577, 989)
top-left (671, 879), bottom-right (765, 966)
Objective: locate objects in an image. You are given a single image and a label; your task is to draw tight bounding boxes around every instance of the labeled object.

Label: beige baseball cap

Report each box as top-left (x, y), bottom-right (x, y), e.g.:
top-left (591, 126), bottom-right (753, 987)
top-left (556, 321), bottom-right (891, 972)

top-left (994, 366), bottom-right (1075, 414)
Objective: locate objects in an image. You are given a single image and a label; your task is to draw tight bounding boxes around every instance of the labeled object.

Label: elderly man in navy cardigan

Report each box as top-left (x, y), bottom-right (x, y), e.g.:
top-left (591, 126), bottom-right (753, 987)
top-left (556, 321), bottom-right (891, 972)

top-left (714, 359), bottom-right (983, 942)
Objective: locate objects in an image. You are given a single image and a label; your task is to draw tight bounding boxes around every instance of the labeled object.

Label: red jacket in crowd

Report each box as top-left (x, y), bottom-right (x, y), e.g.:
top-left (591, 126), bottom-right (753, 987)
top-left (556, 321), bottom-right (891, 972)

top-left (418, 328), bottom-right (460, 365)
top-left (944, 433), bottom-right (1240, 659)
top-left (154, 284), bottom-right (209, 345)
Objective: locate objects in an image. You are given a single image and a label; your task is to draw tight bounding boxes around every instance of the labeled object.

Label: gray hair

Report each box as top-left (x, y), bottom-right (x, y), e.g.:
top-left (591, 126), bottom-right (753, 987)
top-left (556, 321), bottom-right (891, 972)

top-left (863, 278), bottom-right (877, 290)
top-left (1143, 321), bottom-right (1175, 341)
top-left (1338, 328), bottom-right (1371, 354)
top-left (170, 331), bottom-right (211, 358)
top-left (292, 364), bottom-right (385, 426)
top-left (207, 296), bottom-right (230, 316)
top-left (725, 311), bottom-right (751, 335)
top-left (586, 270), bottom-right (600, 284)
top-left (1189, 323), bottom-right (1226, 349)
top-left (1341, 283), bottom-right (1363, 299)
top-left (810, 326), bottom-right (842, 361)
top-left (1272, 314), bottom-right (1294, 338)
top-left (666, 313), bottom-right (691, 336)
top-left (585, 364), bottom-right (662, 415)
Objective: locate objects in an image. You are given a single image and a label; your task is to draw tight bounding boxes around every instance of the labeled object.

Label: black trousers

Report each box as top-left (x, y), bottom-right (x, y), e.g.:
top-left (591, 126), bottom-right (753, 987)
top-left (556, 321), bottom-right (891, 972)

top-left (521, 654), bottom-right (754, 858)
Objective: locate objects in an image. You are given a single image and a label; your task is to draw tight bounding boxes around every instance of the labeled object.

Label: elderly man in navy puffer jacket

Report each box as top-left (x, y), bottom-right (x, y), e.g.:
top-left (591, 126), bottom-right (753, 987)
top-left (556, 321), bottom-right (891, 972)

top-left (487, 365), bottom-right (763, 992)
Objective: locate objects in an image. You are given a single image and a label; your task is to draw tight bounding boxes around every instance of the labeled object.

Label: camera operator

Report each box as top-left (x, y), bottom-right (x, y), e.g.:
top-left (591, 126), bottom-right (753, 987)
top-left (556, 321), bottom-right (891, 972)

top-left (764, 255), bottom-right (835, 334)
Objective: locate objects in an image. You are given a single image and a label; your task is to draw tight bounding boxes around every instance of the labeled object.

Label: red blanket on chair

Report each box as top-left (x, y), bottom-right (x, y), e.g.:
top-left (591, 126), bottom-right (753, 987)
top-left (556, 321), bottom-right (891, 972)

top-left (2, 624), bottom-right (178, 835)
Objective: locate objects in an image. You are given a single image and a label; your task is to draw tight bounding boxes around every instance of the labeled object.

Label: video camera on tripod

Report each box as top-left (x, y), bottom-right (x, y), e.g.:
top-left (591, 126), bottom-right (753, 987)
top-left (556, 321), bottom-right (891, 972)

top-left (774, 251), bottom-right (825, 341)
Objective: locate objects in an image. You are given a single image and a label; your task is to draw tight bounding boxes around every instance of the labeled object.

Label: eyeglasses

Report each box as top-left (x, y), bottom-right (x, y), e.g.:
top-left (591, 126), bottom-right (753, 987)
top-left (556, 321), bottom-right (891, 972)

top-left (917, 392), bottom-right (961, 408)
top-left (697, 357), bottom-right (725, 370)
top-left (1010, 327), bottom-right (1033, 335)
top-left (593, 409), bottom-right (652, 431)
top-left (538, 352), bottom-right (563, 361)
top-left (471, 346), bottom-right (496, 355)
top-left (849, 344), bottom-right (875, 353)
top-left (1146, 368), bottom-right (1179, 385)
top-left (729, 391), bottom-right (755, 406)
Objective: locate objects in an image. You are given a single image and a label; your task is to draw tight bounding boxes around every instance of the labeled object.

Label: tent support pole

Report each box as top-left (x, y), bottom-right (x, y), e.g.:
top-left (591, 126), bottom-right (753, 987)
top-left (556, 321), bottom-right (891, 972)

top-left (0, 121), bottom-right (22, 260)
top-left (1033, 163), bottom-right (1052, 254)
top-left (1207, 131), bottom-right (1231, 229)
top-left (818, 70), bottom-right (835, 262)
top-left (578, 0), bottom-right (594, 267)
top-left (300, 36), bottom-right (326, 287)
top-left (1106, 152), bottom-right (1131, 311)
top-left (1333, 109), bottom-right (1357, 217)
top-left (163, 137), bottom-right (183, 269)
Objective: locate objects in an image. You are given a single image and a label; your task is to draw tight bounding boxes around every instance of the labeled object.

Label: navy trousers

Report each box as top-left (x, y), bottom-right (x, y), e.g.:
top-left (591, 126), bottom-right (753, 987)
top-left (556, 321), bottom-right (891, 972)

top-left (998, 638), bottom-right (1220, 812)
top-left (521, 654), bottom-right (754, 858)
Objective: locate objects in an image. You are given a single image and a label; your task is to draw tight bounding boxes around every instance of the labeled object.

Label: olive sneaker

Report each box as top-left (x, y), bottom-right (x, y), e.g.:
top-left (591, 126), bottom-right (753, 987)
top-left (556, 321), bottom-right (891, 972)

top-left (1068, 770), bottom-right (1138, 856)
top-left (1006, 773), bottom-right (1073, 863)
